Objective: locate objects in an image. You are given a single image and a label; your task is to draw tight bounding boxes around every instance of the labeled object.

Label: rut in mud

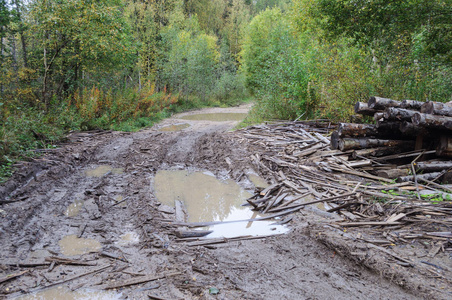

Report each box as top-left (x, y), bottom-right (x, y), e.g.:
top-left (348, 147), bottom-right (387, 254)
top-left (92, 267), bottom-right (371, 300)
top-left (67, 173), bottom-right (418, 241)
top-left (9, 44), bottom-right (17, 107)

top-left (0, 105), bottom-right (424, 299)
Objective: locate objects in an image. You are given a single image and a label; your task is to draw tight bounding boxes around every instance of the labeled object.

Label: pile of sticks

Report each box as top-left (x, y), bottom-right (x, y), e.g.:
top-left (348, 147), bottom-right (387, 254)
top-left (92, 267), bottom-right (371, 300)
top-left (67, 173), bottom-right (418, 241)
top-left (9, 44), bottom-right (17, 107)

top-left (231, 121), bottom-right (452, 253)
top-left (331, 96), bottom-right (452, 181)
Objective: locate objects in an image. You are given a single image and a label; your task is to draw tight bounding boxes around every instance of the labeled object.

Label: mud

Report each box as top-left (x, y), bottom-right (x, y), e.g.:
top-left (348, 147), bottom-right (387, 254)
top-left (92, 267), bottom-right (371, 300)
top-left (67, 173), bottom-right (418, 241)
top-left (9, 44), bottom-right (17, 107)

top-left (0, 103), bottom-right (438, 299)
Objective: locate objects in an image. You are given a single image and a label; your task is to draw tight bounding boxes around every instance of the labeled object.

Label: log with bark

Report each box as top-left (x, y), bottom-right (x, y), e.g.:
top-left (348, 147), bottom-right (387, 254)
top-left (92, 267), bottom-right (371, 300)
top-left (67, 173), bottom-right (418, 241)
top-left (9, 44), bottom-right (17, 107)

top-left (401, 99), bottom-right (424, 110)
top-left (415, 161), bottom-right (452, 172)
top-left (420, 101), bottom-right (452, 116)
top-left (354, 102), bottom-right (377, 116)
top-left (383, 107), bottom-right (418, 121)
top-left (337, 123), bottom-right (378, 137)
top-left (368, 96), bottom-right (402, 110)
top-left (397, 172), bottom-right (444, 183)
top-left (412, 113), bottom-right (452, 131)
top-left (338, 138), bottom-right (415, 152)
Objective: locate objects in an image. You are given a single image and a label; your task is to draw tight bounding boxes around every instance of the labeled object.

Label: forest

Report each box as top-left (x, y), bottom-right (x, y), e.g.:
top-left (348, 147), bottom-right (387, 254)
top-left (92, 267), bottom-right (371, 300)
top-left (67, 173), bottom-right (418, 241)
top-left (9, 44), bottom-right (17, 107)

top-left (1, 0), bottom-right (451, 180)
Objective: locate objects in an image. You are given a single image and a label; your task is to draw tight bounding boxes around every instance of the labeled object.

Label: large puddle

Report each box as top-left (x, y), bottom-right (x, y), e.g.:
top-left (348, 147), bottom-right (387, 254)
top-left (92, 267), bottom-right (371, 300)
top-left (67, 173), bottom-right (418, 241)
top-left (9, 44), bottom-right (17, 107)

top-left (59, 235), bottom-right (102, 256)
top-left (180, 113), bottom-right (247, 122)
top-left (154, 170), bottom-right (288, 238)
top-left (15, 286), bottom-right (121, 300)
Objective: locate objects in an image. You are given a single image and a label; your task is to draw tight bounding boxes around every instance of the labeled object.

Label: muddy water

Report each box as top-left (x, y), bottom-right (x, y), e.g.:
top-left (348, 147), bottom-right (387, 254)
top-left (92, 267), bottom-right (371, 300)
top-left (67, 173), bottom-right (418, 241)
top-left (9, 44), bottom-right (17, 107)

top-left (159, 123), bottom-right (190, 132)
top-left (247, 173), bottom-right (269, 189)
top-left (85, 165), bottom-right (123, 177)
top-left (180, 113), bottom-right (247, 122)
top-left (154, 170), bottom-right (289, 237)
top-left (65, 200), bottom-right (84, 217)
top-left (59, 235), bottom-right (101, 256)
top-left (15, 286), bottom-right (122, 300)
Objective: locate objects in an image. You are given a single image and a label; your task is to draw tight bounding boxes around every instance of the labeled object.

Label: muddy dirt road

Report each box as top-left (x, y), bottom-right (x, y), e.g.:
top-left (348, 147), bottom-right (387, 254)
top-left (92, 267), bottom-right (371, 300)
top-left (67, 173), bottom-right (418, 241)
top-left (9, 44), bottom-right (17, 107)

top-left (0, 104), bottom-right (425, 299)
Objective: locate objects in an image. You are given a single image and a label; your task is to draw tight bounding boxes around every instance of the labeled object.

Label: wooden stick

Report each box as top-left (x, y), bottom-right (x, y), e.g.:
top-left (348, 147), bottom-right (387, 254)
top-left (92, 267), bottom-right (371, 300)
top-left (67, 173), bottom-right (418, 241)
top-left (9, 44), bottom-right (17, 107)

top-left (104, 271), bottom-right (181, 289)
top-left (0, 270), bottom-right (29, 284)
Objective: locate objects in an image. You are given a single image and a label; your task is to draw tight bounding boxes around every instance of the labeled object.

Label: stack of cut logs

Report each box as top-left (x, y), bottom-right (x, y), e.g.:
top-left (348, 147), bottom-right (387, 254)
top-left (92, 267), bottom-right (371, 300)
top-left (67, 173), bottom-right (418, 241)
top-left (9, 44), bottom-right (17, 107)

top-left (331, 96), bottom-right (452, 181)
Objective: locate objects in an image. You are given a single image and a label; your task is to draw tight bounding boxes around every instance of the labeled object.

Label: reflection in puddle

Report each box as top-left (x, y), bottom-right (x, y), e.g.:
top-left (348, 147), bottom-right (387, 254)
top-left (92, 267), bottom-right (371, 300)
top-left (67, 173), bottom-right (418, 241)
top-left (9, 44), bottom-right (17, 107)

top-left (59, 235), bottom-right (101, 256)
top-left (85, 165), bottom-right (123, 177)
top-left (65, 200), bottom-right (84, 217)
top-left (159, 123), bottom-right (190, 132)
top-left (180, 113), bottom-right (247, 122)
top-left (117, 232), bottom-right (140, 246)
top-left (247, 174), bottom-right (269, 189)
top-left (15, 286), bottom-right (122, 300)
top-left (154, 170), bottom-right (288, 237)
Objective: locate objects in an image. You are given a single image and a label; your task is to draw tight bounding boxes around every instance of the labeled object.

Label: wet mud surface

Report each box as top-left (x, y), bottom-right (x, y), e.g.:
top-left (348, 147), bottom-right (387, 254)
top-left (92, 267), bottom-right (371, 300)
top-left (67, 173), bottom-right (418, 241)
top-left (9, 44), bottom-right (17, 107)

top-left (0, 104), bottom-right (434, 299)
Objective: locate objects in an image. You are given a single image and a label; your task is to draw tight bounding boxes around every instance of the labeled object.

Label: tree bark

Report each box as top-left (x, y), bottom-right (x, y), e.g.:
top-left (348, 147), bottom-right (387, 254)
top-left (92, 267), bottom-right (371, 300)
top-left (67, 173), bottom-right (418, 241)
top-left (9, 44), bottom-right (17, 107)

top-left (338, 138), bottom-right (414, 151)
top-left (420, 101), bottom-right (452, 117)
top-left (368, 96), bottom-right (402, 110)
top-left (398, 172), bottom-right (443, 183)
top-left (400, 99), bottom-right (424, 110)
top-left (383, 107), bottom-right (418, 121)
top-left (330, 131), bottom-right (340, 150)
top-left (415, 161), bottom-right (452, 172)
top-left (412, 113), bottom-right (452, 130)
top-left (337, 123), bottom-right (378, 137)
top-left (354, 102), bottom-right (377, 116)
top-left (374, 112), bottom-right (384, 121)
top-left (399, 121), bottom-right (428, 136)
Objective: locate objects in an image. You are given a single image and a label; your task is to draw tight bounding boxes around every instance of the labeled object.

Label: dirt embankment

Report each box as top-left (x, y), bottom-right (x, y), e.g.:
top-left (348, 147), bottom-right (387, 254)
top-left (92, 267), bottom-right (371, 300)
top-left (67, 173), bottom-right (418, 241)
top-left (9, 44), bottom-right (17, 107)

top-left (0, 104), bottom-right (438, 299)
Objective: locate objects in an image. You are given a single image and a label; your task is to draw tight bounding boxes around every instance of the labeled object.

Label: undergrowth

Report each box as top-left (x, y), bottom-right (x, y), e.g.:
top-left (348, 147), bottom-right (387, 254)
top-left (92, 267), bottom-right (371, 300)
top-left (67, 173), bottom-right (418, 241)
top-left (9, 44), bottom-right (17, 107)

top-left (0, 83), bottom-right (249, 183)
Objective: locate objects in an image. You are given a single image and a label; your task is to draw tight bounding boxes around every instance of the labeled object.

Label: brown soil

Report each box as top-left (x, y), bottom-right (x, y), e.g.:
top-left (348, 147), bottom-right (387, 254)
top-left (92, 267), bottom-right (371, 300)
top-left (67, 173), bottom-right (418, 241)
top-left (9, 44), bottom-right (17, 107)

top-left (0, 104), bottom-right (442, 299)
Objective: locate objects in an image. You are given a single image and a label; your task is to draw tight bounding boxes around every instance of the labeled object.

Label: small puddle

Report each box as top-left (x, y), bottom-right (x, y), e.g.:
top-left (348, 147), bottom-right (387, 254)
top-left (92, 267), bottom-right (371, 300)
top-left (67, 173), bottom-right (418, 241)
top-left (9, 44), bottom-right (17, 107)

top-left (65, 200), bottom-right (84, 217)
top-left (154, 170), bottom-right (288, 237)
top-left (85, 165), bottom-right (123, 177)
top-left (159, 123), bottom-right (190, 132)
top-left (15, 286), bottom-right (122, 300)
top-left (59, 235), bottom-right (101, 256)
top-left (180, 113), bottom-right (247, 122)
top-left (117, 231), bottom-right (140, 246)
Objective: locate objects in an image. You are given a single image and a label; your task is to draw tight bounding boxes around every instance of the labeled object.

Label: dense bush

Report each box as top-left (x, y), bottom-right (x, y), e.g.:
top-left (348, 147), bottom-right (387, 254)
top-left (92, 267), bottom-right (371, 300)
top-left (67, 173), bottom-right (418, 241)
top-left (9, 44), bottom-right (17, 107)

top-left (241, 1), bottom-right (452, 122)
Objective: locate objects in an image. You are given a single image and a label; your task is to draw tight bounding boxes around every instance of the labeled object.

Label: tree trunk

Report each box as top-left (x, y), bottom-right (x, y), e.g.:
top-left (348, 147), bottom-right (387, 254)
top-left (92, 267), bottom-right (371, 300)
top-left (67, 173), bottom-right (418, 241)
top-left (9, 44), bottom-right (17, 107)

top-left (338, 138), bottom-right (414, 151)
top-left (420, 101), bottom-right (452, 117)
top-left (337, 123), bottom-right (378, 137)
top-left (368, 96), bottom-right (402, 110)
top-left (397, 172), bottom-right (443, 183)
top-left (330, 131), bottom-right (340, 150)
top-left (400, 99), bottom-right (424, 110)
top-left (415, 161), bottom-right (452, 172)
top-left (383, 107), bottom-right (418, 121)
top-left (20, 33), bottom-right (28, 68)
top-left (412, 112), bottom-right (452, 130)
top-left (354, 102), bottom-right (376, 116)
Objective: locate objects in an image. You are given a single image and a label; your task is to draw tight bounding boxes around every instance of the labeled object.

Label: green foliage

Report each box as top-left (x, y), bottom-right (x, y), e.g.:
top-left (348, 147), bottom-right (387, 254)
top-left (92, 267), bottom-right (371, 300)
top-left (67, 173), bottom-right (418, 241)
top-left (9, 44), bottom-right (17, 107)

top-left (241, 8), bottom-right (313, 120)
top-left (241, 0), bottom-right (452, 123)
